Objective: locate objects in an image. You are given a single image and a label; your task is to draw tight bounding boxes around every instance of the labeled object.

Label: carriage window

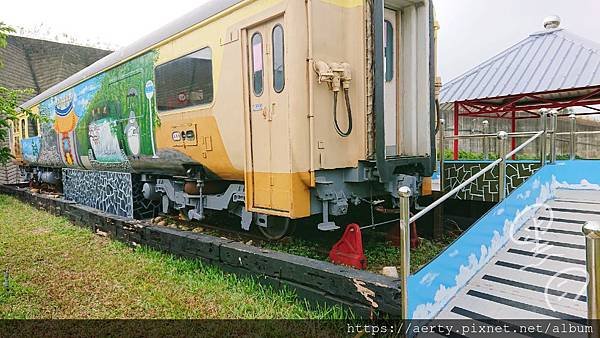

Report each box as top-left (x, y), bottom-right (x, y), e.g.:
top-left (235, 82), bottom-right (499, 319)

top-left (251, 33), bottom-right (264, 96)
top-left (20, 119), bottom-right (25, 138)
top-left (155, 47), bottom-right (213, 112)
top-left (384, 20), bottom-right (394, 82)
top-left (27, 117), bottom-right (38, 137)
top-left (272, 25), bottom-right (285, 93)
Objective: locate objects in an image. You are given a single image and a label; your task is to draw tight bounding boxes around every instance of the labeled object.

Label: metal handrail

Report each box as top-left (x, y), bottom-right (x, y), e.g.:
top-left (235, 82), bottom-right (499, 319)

top-left (398, 109), bottom-right (600, 320)
top-left (446, 129), bottom-right (600, 140)
top-left (409, 130), bottom-right (543, 224)
top-left (398, 129), bottom-right (543, 320)
top-left (556, 130), bottom-right (600, 136)
top-left (445, 131), bottom-right (540, 140)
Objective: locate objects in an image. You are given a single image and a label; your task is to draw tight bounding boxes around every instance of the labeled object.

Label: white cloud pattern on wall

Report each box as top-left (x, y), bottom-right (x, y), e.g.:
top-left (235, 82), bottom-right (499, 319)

top-left (412, 175), bottom-right (600, 319)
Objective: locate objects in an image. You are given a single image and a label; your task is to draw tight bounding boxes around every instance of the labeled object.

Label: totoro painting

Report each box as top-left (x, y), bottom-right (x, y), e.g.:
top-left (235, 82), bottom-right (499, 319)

top-left (23, 51), bottom-right (159, 172)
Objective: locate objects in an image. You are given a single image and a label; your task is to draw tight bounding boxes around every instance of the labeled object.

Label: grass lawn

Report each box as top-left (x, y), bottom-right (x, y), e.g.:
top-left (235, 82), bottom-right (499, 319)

top-left (0, 195), bottom-right (347, 320)
top-left (264, 233), bottom-right (457, 274)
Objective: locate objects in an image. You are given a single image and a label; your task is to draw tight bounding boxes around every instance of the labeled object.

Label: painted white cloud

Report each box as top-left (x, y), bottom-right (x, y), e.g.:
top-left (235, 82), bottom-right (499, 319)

top-left (420, 272), bottom-right (439, 287)
top-left (412, 174), bottom-right (600, 320)
top-left (516, 190), bottom-right (531, 200)
top-left (413, 225), bottom-right (509, 319)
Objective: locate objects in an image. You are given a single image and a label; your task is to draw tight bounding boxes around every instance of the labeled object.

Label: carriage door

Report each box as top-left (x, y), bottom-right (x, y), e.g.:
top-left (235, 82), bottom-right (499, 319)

top-left (384, 8), bottom-right (399, 156)
top-left (247, 17), bottom-right (291, 212)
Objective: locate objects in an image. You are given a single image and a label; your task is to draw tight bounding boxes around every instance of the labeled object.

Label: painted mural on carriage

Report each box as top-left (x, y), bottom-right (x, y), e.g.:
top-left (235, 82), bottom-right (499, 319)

top-left (21, 52), bottom-right (158, 172)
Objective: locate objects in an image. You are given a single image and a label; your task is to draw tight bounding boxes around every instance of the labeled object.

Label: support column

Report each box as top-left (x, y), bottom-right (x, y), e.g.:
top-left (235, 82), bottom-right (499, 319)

top-left (511, 112), bottom-right (517, 160)
top-left (569, 114), bottom-right (577, 160)
top-left (482, 120), bottom-right (489, 160)
top-left (453, 102), bottom-right (459, 160)
top-left (497, 131), bottom-right (508, 201)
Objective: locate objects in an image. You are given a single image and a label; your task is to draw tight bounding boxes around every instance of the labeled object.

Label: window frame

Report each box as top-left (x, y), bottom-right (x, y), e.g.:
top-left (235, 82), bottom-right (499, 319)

top-left (20, 119), bottom-right (26, 138)
top-left (27, 116), bottom-right (39, 137)
top-left (251, 32), bottom-right (264, 97)
top-left (272, 24), bottom-right (285, 93)
top-left (154, 46), bottom-right (214, 113)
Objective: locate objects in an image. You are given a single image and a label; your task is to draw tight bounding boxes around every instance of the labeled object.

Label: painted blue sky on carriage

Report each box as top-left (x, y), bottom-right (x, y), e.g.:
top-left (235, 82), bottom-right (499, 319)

top-left (20, 137), bottom-right (40, 163)
top-left (38, 75), bottom-right (103, 120)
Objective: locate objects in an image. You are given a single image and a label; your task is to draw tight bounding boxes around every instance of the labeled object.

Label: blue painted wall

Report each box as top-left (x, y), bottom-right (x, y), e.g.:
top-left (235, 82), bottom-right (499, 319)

top-left (409, 160), bottom-right (600, 319)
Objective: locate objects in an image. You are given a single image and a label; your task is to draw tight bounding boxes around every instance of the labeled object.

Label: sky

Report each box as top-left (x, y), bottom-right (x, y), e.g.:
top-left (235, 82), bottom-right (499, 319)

top-left (2, 0), bottom-right (600, 83)
top-left (433, 0), bottom-right (600, 81)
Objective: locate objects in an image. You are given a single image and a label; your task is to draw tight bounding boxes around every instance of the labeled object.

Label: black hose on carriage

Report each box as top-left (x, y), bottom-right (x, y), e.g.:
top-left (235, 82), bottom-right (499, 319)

top-left (333, 89), bottom-right (353, 137)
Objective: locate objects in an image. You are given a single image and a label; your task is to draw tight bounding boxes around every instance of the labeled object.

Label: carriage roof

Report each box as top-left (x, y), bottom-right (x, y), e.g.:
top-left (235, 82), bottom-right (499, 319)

top-left (21, 0), bottom-right (244, 109)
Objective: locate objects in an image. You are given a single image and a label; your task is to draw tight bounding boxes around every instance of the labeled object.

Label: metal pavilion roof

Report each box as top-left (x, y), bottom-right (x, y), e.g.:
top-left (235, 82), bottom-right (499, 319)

top-left (440, 28), bottom-right (600, 104)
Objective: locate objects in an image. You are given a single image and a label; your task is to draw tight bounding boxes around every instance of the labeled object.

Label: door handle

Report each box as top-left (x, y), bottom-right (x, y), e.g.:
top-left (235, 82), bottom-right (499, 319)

top-left (269, 103), bottom-right (275, 121)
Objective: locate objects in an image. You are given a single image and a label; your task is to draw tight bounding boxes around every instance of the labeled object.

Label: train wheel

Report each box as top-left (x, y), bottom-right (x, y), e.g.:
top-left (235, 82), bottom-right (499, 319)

top-left (258, 216), bottom-right (295, 240)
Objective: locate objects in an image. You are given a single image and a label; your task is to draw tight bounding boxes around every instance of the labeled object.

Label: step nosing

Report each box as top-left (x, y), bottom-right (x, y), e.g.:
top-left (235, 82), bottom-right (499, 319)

top-left (495, 260), bottom-right (587, 282)
top-left (466, 289), bottom-right (585, 322)
top-left (518, 237), bottom-right (585, 250)
top-left (481, 274), bottom-right (587, 302)
top-left (505, 248), bottom-right (586, 265)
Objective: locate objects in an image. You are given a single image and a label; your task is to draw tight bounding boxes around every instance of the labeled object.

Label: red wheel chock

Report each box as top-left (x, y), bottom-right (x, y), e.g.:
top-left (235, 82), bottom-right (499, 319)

top-left (329, 223), bottom-right (367, 270)
top-left (386, 218), bottom-right (421, 249)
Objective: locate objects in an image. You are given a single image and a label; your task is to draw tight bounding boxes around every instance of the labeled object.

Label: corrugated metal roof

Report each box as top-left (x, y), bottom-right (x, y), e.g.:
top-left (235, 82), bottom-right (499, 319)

top-left (440, 28), bottom-right (600, 103)
top-left (21, 0), bottom-right (243, 109)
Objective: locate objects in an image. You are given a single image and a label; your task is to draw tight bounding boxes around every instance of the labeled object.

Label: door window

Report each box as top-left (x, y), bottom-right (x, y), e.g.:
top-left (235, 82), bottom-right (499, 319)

top-left (272, 25), bottom-right (285, 93)
top-left (384, 20), bottom-right (394, 82)
top-left (251, 33), bottom-right (264, 97)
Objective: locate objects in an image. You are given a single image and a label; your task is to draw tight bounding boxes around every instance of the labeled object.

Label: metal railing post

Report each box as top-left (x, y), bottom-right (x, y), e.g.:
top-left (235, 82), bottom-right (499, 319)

top-left (583, 221), bottom-right (600, 325)
top-left (482, 120), bottom-right (489, 160)
top-left (439, 119), bottom-right (445, 192)
top-left (540, 109), bottom-right (548, 166)
top-left (398, 186), bottom-right (412, 321)
top-left (497, 131), bottom-right (508, 201)
top-left (569, 114), bottom-right (577, 160)
top-left (550, 110), bottom-right (558, 164)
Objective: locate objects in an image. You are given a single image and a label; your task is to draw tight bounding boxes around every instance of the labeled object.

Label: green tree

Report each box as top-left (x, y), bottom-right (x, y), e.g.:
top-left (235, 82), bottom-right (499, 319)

top-left (0, 22), bottom-right (32, 164)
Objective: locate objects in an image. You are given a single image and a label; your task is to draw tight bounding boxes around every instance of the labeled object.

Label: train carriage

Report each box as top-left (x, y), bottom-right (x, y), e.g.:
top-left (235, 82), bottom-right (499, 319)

top-left (13, 0), bottom-right (436, 239)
